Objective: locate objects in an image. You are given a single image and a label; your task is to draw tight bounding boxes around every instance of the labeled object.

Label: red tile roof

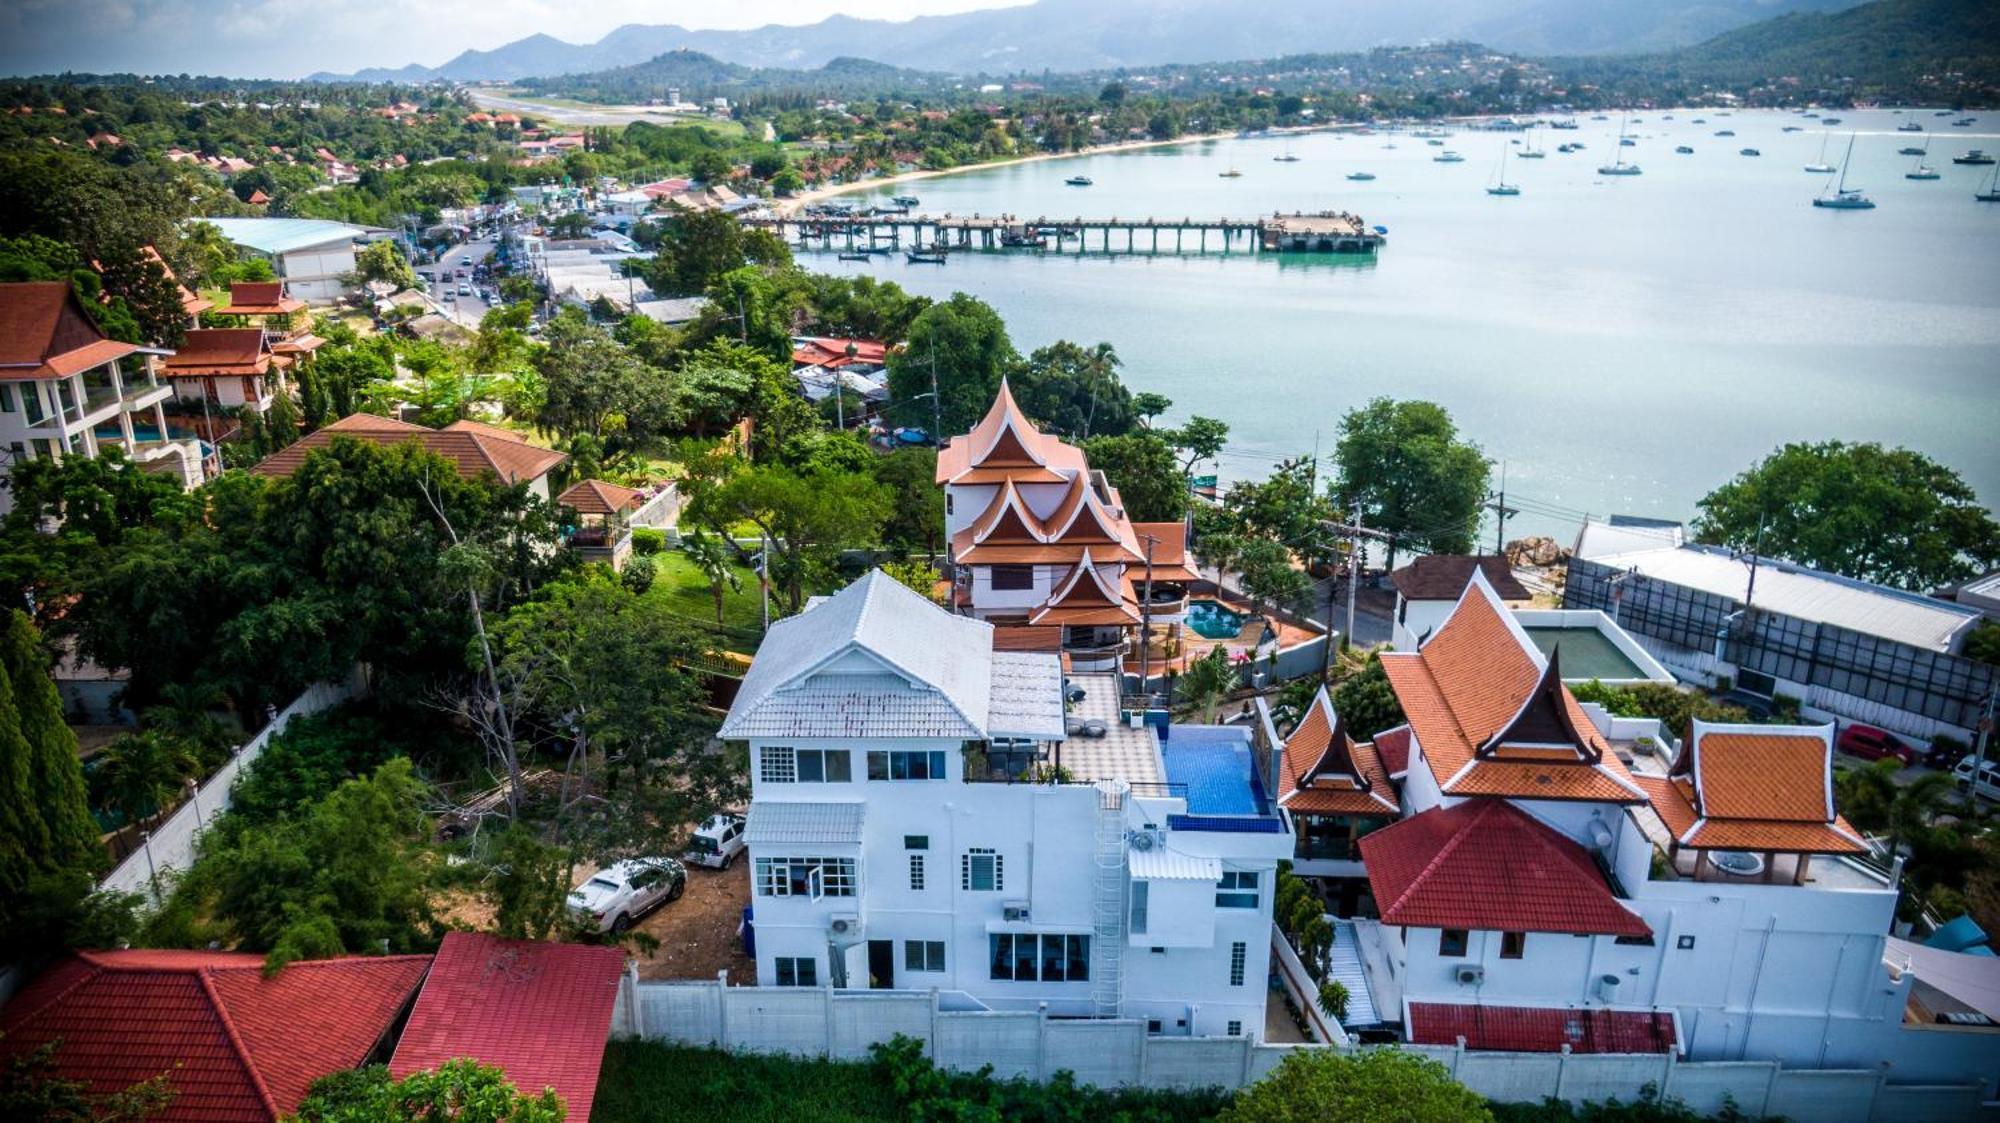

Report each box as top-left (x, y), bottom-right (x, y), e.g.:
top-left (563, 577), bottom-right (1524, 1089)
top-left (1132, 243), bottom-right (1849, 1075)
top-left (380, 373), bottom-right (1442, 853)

top-left (0, 281), bottom-right (140, 381)
top-left (215, 282), bottom-right (305, 317)
top-left (559, 478), bottom-right (644, 515)
top-left (791, 336), bottom-right (887, 369)
top-left (935, 378), bottom-right (1085, 485)
top-left (1359, 800), bottom-right (1650, 937)
top-left (0, 949), bottom-right (431, 1122)
top-left (1374, 725), bottom-right (1413, 777)
top-left (1393, 555), bottom-right (1531, 602)
top-left (390, 932), bottom-right (624, 1123)
top-left (161, 328), bottom-right (270, 377)
top-left (1030, 551), bottom-right (1140, 627)
top-left (252, 413), bottom-right (566, 485)
top-left (1407, 1002), bottom-right (1677, 1054)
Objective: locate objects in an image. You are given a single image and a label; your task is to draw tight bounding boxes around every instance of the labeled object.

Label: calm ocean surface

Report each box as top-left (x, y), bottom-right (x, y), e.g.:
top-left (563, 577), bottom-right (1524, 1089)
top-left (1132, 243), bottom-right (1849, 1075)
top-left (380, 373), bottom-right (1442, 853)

top-left (809, 108), bottom-right (2000, 542)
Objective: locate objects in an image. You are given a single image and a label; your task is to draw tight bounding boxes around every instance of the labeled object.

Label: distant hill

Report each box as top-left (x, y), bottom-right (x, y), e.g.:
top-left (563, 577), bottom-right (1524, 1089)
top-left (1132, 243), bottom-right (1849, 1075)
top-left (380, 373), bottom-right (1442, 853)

top-left (309, 0), bottom-right (1865, 83)
top-left (512, 50), bottom-right (949, 104)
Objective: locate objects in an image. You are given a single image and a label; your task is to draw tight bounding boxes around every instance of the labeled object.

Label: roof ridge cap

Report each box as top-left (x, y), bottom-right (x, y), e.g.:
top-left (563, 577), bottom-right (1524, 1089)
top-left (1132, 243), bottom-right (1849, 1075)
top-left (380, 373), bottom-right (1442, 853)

top-left (198, 965), bottom-right (283, 1120)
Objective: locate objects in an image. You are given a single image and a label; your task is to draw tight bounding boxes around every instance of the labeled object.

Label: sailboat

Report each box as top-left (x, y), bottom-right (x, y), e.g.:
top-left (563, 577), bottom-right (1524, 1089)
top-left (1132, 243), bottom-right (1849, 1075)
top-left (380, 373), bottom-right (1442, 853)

top-left (1977, 162), bottom-right (2000, 202)
top-left (1273, 145), bottom-right (1300, 163)
top-left (1486, 145), bottom-right (1520, 195)
top-left (1813, 134), bottom-right (1875, 210)
top-left (1598, 116), bottom-right (1641, 175)
top-left (1518, 132), bottom-right (1546, 159)
top-left (1218, 166), bottom-right (1243, 178)
top-left (1804, 133), bottom-right (1836, 174)
top-left (1906, 137), bottom-right (1940, 181)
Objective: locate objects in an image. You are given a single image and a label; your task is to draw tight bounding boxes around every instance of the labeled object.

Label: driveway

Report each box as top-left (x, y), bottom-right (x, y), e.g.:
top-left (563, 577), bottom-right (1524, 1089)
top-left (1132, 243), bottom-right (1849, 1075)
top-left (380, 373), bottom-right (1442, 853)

top-left (630, 862), bottom-right (756, 982)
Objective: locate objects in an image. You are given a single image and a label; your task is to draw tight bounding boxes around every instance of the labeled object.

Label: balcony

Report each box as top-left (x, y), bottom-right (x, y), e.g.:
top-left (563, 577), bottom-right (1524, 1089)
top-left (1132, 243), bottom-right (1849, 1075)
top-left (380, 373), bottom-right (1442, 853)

top-left (566, 524), bottom-right (633, 571)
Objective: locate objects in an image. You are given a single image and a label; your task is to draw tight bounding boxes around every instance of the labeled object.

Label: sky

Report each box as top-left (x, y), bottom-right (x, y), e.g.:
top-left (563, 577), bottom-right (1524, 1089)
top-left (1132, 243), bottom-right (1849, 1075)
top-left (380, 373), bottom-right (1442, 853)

top-left (0, 0), bottom-right (1018, 80)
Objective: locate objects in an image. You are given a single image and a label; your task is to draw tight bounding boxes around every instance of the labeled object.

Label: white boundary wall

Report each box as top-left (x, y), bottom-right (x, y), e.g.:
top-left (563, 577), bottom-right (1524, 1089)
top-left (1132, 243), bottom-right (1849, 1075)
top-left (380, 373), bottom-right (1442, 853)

top-left (614, 968), bottom-right (1992, 1120)
top-left (98, 674), bottom-right (361, 904)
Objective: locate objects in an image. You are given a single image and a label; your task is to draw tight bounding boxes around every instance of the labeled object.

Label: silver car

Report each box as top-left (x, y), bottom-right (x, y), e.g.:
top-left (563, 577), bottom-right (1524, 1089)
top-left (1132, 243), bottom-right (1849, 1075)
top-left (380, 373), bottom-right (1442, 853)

top-left (568, 857), bottom-right (685, 933)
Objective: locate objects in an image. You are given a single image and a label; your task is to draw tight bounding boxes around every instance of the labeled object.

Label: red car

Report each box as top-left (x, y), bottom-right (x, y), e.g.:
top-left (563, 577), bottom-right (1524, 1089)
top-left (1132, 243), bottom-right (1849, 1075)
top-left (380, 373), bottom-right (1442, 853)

top-left (1837, 723), bottom-right (1915, 766)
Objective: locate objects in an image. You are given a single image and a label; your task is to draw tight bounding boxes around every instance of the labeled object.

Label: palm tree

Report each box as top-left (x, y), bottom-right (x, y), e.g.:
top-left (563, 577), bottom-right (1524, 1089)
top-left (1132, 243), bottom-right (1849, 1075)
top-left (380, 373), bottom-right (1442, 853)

top-left (1886, 772), bottom-right (1960, 858)
top-left (93, 731), bottom-right (201, 828)
top-left (1080, 341), bottom-right (1120, 439)
top-left (1178, 646), bottom-right (1237, 723)
top-left (143, 681), bottom-right (237, 770)
top-left (682, 531), bottom-right (741, 625)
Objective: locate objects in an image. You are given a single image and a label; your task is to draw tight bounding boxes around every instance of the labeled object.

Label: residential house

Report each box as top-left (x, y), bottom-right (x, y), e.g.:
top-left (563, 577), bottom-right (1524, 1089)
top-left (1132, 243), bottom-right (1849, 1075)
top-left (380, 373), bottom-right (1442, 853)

top-left (1390, 554), bottom-right (1530, 650)
top-left (158, 328), bottom-right (288, 441)
top-left (253, 414), bottom-right (566, 501)
top-left (559, 477), bottom-right (644, 570)
top-left (1566, 522), bottom-right (1994, 742)
top-left (938, 382), bottom-right (1200, 669)
top-left (0, 282), bottom-right (201, 512)
top-left (1279, 569), bottom-right (2000, 1089)
top-left (724, 569), bottom-right (1291, 1040)
top-left (202, 218), bottom-right (378, 303)
top-left (0, 948), bottom-right (430, 1122)
top-left (791, 336), bottom-right (890, 413)
top-left (213, 281), bottom-right (324, 362)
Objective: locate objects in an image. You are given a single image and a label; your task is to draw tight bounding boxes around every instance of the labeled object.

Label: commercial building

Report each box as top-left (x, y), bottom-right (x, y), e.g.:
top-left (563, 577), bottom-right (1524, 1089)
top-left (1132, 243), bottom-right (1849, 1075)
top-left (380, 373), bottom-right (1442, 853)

top-left (725, 569), bottom-right (1291, 1040)
top-left (201, 218), bottom-right (380, 304)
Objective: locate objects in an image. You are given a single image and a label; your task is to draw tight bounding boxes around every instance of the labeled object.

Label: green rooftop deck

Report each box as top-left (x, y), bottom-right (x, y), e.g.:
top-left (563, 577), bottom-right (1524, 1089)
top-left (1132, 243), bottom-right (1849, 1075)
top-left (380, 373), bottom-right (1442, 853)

top-left (1523, 624), bottom-right (1648, 682)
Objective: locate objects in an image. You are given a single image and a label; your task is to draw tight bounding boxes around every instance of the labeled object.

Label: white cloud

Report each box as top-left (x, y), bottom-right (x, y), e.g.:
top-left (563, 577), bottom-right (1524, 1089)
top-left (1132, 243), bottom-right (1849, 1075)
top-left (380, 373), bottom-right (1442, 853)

top-left (2, 0), bottom-right (1021, 78)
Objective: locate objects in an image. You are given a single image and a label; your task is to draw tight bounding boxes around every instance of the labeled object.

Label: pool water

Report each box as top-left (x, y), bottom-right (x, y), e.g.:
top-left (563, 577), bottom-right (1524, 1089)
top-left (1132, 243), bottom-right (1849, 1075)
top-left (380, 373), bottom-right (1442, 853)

top-left (1161, 726), bottom-right (1268, 816)
top-left (1185, 599), bottom-right (1249, 640)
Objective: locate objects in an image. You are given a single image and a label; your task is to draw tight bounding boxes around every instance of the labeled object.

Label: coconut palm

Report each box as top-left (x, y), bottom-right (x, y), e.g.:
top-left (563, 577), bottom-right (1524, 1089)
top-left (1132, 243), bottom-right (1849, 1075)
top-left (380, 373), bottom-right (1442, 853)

top-left (93, 731), bottom-right (201, 827)
top-left (1178, 646), bottom-right (1238, 723)
top-left (1080, 341), bottom-right (1120, 438)
top-left (143, 681), bottom-right (236, 767)
top-left (682, 531), bottom-right (741, 625)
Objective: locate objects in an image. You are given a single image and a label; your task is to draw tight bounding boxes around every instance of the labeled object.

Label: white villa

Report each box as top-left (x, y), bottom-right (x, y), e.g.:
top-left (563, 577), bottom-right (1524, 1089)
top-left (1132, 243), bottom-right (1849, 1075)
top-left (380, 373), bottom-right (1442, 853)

top-left (722, 569), bottom-right (1292, 1039)
top-left (1275, 568), bottom-right (2000, 1089)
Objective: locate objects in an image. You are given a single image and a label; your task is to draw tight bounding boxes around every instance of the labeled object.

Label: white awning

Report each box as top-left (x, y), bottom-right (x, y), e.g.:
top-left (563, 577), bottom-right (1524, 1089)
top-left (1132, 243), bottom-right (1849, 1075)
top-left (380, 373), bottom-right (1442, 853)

top-left (745, 801), bottom-right (864, 845)
top-left (1129, 846), bottom-right (1221, 881)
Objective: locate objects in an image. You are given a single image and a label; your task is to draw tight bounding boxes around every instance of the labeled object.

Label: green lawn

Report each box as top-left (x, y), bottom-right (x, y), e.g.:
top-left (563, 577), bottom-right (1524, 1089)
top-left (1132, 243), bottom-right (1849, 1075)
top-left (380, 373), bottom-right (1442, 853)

top-left (646, 548), bottom-right (767, 650)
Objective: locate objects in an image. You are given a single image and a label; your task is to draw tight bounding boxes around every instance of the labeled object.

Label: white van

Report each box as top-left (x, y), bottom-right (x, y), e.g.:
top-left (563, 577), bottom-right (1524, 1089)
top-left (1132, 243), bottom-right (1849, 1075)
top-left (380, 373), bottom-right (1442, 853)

top-left (1952, 756), bottom-right (2000, 802)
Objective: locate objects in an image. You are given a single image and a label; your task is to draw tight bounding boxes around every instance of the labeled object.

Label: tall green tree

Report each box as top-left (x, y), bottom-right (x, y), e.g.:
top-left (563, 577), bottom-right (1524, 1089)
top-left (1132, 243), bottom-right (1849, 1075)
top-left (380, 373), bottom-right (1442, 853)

top-left (1082, 433), bottom-right (1186, 523)
top-left (1333, 398), bottom-right (1489, 571)
top-left (1693, 441), bottom-right (2000, 592)
top-left (693, 465), bottom-right (891, 612)
top-left (680, 531), bottom-right (742, 625)
top-left (1177, 646), bottom-right (1238, 723)
top-left (1219, 1047), bottom-right (1490, 1123)
top-left (532, 310), bottom-right (681, 457)
top-left (1013, 341), bottom-right (1134, 438)
top-left (872, 449), bottom-right (946, 556)
top-left (1168, 416), bottom-right (1230, 479)
top-left (885, 293), bottom-right (1016, 436)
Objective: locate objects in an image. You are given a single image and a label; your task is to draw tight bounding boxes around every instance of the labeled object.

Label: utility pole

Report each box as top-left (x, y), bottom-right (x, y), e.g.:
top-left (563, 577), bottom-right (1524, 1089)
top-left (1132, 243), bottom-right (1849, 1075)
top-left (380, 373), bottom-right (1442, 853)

top-left (1974, 683), bottom-right (1997, 776)
top-left (1487, 460), bottom-right (1518, 556)
top-left (1319, 524), bottom-right (1339, 681)
top-left (927, 338), bottom-right (943, 441)
top-left (1139, 534), bottom-right (1159, 696)
top-left (1318, 505), bottom-right (1392, 652)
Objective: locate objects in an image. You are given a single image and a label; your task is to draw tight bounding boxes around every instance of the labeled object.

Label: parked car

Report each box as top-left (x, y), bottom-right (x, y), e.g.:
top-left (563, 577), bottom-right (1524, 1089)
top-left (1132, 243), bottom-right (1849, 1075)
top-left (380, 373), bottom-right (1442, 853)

top-left (1836, 723), bottom-right (1915, 766)
top-left (683, 813), bottom-right (746, 869)
top-left (568, 857), bottom-right (685, 933)
top-left (1953, 756), bottom-right (2000, 802)
top-left (457, 283), bottom-right (471, 296)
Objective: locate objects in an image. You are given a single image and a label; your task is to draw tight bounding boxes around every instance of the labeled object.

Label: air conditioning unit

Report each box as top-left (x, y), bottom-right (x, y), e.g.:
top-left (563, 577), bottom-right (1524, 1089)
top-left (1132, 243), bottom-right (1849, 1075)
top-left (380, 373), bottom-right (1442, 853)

top-left (1128, 829), bottom-right (1158, 852)
top-left (1002, 901), bottom-right (1032, 923)
top-left (1454, 964), bottom-right (1485, 986)
top-left (827, 913), bottom-right (864, 946)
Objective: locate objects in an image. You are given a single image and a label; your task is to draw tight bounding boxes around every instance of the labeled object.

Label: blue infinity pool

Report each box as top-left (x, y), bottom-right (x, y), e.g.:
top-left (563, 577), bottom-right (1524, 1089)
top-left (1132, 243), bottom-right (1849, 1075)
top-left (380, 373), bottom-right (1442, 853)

top-left (1185, 599), bottom-right (1249, 640)
top-left (1161, 725), bottom-right (1268, 816)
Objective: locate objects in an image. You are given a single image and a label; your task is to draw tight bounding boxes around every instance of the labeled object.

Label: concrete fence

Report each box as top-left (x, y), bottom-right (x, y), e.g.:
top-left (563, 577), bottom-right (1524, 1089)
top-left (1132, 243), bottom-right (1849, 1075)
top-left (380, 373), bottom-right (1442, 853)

top-left (613, 969), bottom-right (1993, 1120)
top-left (98, 673), bottom-right (362, 905)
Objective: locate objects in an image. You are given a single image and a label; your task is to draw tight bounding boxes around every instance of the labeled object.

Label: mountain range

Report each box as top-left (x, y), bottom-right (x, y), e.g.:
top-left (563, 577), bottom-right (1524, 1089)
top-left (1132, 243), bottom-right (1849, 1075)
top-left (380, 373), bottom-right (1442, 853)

top-left (309, 0), bottom-right (1865, 83)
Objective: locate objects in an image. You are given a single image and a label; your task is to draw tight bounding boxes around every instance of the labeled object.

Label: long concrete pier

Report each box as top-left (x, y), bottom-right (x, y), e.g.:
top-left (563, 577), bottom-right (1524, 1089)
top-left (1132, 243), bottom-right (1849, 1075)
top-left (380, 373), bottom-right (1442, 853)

top-left (742, 211), bottom-right (1385, 256)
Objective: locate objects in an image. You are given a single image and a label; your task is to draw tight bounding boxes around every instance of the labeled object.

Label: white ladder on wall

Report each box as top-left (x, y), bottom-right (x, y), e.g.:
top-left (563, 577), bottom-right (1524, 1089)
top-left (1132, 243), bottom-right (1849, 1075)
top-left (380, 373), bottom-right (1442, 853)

top-left (1090, 779), bottom-right (1129, 1019)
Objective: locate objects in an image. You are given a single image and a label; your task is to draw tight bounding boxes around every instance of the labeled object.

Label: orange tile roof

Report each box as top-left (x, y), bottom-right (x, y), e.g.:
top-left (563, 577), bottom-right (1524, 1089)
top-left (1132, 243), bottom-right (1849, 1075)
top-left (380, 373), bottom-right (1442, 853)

top-left (162, 328), bottom-right (270, 377)
top-left (1031, 552), bottom-right (1140, 626)
top-left (1278, 686), bottom-right (1399, 816)
top-left (252, 413), bottom-right (566, 485)
top-left (1380, 574), bottom-right (1645, 804)
top-left (559, 478), bottom-right (643, 515)
top-left (1132, 521), bottom-right (1202, 581)
top-left (935, 378), bottom-right (1087, 485)
top-left (214, 282), bottom-right (305, 317)
top-left (268, 333), bottom-right (324, 355)
top-left (0, 281), bottom-right (141, 381)
top-left (1645, 721), bottom-right (1865, 854)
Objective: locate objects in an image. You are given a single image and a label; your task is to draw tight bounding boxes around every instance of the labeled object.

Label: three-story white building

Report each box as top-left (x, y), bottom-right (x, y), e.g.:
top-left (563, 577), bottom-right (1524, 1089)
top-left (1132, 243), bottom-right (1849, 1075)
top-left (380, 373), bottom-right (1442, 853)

top-left (723, 569), bottom-right (1292, 1039)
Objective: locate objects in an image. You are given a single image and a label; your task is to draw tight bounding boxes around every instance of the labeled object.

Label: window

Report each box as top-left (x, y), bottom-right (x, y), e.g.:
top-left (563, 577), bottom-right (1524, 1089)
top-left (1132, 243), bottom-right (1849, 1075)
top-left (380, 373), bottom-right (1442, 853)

top-left (1229, 941), bottom-right (1247, 986)
top-left (988, 934), bottom-right (1090, 982)
top-left (1615, 934), bottom-right (1656, 947)
top-left (908, 854), bottom-right (925, 891)
top-left (991, 565), bottom-right (1034, 591)
top-left (1130, 881), bottom-right (1149, 934)
top-left (1216, 870), bottom-right (1259, 909)
top-left (1676, 935), bottom-right (1697, 951)
top-left (1439, 929), bottom-right (1469, 957)
top-left (764, 747), bottom-right (850, 783)
top-left (904, 940), bottom-right (945, 972)
top-left (1147, 1019), bottom-right (1163, 1034)
top-left (868, 750), bottom-right (947, 781)
top-left (775, 956), bottom-right (817, 986)
top-left (945, 494), bottom-right (953, 516)
top-left (962, 848), bottom-right (1003, 892)
top-left (759, 747), bottom-right (796, 784)
top-left (1226, 1020), bottom-right (1243, 1037)
top-left (0, 385), bottom-right (13, 412)
top-left (1500, 931), bottom-right (1526, 960)
top-left (904, 835), bottom-right (929, 850)
top-left (754, 857), bottom-right (858, 898)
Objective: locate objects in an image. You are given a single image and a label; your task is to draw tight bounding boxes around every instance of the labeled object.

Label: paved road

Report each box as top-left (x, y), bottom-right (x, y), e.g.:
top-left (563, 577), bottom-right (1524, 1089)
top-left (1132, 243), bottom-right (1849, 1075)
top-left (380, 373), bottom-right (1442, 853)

top-left (466, 89), bottom-right (703, 128)
top-left (419, 236), bottom-right (500, 327)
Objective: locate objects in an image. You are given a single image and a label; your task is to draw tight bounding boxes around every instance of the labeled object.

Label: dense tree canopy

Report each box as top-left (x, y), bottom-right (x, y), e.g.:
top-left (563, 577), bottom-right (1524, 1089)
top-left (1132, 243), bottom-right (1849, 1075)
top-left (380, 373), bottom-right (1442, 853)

top-left (1693, 441), bottom-right (2000, 592)
top-left (885, 293), bottom-right (1016, 436)
top-left (1083, 433), bottom-right (1186, 523)
top-left (0, 610), bottom-right (105, 961)
top-left (293, 1060), bottom-right (564, 1123)
top-left (1333, 398), bottom-right (1489, 570)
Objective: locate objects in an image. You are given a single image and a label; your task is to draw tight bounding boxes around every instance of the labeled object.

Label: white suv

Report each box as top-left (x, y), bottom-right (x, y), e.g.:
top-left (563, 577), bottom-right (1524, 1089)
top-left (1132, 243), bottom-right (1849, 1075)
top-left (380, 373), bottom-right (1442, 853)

top-left (568, 857), bottom-right (685, 933)
top-left (683, 813), bottom-right (746, 869)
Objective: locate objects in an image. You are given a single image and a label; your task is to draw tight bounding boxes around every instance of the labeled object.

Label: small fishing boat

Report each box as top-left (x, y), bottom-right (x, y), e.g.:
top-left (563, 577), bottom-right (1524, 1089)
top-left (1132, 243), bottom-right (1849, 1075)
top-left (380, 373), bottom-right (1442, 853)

top-left (1692, 117), bottom-right (1707, 124)
top-left (1345, 171), bottom-right (1376, 181)
top-left (1486, 146), bottom-right (1520, 195)
top-left (1433, 150), bottom-right (1465, 163)
top-left (837, 252), bottom-right (872, 261)
top-left (1898, 122), bottom-right (1924, 132)
top-left (1821, 117), bottom-right (1842, 125)
top-left (1620, 137), bottom-right (1636, 147)
top-left (1064, 174), bottom-right (1093, 186)
top-left (1956, 118), bottom-right (1977, 127)
top-left (1675, 145), bottom-right (1694, 154)
top-left (1898, 146), bottom-right (1926, 156)
top-left (892, 195), bottom-right (920, 207)
top-left (1814, 135), bottom-right (1875, 209)
top-left (1218, 167), bottom-right (1243, 178)
top-left (1977, 162), bottom-right (2000, 201)
top-left (1955, 150), bottom-right (1996, 166)
top-left (1740, 147), bottom-right (1761, 157)
top-left (1715, 129), bottom-right (1736, 137)
top-left (1426, 138), bottom-right (1446, 146)
top-left (1273, 147), bottom-right (1300, 162)
top-left (905, 250), bottom-right (947, 264)
top-left (1782, 125), bottom-right (1804, 133)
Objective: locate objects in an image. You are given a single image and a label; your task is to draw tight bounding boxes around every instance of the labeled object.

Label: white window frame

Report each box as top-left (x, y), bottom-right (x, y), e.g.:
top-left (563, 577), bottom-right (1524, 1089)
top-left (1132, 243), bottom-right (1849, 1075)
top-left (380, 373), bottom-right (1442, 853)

top-left (909, 853), bottom-right (925, 891)
top-left (962, 848), bottom-right (1003, 892)
top-left (1229, 941), bottom-right (1247, 986)
top-left (759, 746), bottom-right (798, 784)
top-left (1216, 870), bottom-right (1259, 909)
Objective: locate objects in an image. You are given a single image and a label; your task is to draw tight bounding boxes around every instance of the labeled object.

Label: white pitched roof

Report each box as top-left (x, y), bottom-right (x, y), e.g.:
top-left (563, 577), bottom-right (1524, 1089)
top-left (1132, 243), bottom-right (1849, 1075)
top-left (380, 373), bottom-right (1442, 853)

top-left (745, 801), bottom-right (865, 845)
top-left (988, 652), bottom-right (1066, 740)
top-left (721, 570), bottom-right (1000, 740)
top-left (1129, 845), bottom-right (1222, 881)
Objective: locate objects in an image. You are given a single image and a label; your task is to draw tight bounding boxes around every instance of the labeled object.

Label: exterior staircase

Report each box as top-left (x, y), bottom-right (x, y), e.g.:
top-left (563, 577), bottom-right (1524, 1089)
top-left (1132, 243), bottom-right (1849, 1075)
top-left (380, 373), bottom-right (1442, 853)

top-left (1090, 780), bottom-right (1129, 1019)
top-left (1326, 920), bottom-right (1380, 1027)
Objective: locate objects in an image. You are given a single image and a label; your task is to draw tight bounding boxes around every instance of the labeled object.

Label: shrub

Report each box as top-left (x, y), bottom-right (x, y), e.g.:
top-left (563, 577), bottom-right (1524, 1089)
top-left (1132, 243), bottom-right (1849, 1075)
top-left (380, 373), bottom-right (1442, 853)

top-left (1318, 979), bottom-right (1350, 1023)
top-left (1220, 1048), bottom-right (1491, 1123)
top-left (631, 527), bottom-right (666, 555)
top-left (622, 555), bottom-right (658, 595)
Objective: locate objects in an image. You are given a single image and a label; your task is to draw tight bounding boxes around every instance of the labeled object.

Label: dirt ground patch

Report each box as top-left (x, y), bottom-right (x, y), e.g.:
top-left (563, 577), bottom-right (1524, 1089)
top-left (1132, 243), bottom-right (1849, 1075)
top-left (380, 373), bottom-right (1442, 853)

top-left (632, 862), bottom-right (755, 982)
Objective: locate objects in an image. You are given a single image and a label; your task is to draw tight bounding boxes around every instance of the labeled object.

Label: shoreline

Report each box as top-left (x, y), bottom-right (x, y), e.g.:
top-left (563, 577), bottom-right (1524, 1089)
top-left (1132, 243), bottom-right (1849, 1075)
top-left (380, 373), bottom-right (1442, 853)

top-left (774, 125), bottom-right (1356, 215)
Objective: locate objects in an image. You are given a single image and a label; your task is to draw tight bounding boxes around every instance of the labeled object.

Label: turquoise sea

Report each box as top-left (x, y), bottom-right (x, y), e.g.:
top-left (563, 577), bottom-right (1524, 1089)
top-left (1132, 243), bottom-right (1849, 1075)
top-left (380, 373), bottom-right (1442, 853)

top-left (808, 108), bottom-right (2000, 542)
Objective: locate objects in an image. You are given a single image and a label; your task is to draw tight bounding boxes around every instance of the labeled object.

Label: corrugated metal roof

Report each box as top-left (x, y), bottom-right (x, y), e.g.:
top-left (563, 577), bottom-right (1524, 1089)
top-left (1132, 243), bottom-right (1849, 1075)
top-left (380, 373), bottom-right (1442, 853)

top-left (988, 652), bottom-right (1066, 740)
top-left (1590, 544), bottom-right (1979, 652)
top-left (746, 801), bottom-right (865, 845)
top-left (1128, 845), bottom-right (1221, 881)
top-left (203, 218), bottom-right (374, 256)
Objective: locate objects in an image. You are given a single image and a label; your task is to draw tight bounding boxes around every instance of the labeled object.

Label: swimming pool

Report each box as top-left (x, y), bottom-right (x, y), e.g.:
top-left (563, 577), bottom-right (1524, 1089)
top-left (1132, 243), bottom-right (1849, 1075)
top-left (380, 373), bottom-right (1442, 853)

top-left (1160, 725), bottom-right (1268, 816)
top-left (1185, 599), bottom-right (1249, 640)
